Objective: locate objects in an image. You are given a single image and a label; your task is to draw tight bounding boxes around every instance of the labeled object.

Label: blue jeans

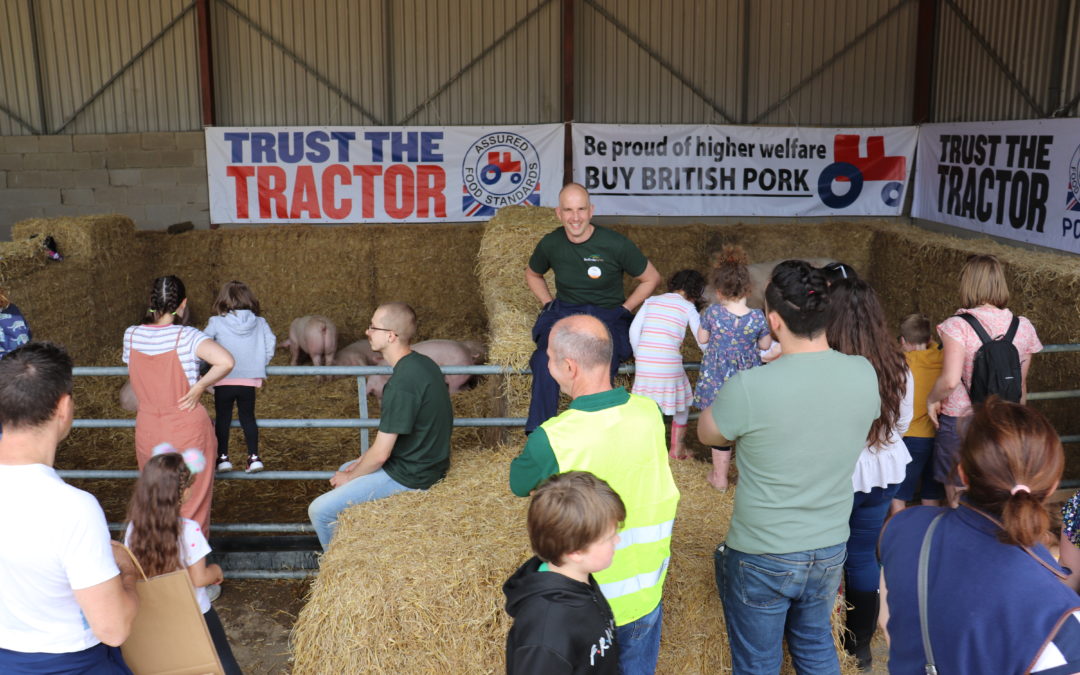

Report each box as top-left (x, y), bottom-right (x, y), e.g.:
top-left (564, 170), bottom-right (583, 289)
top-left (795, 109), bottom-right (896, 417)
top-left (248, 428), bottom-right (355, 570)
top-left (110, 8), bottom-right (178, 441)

top-left (308, 462), bottom-right (419, 550)
top-left (846, 484), bottom-right (901, 592)
top-left (895, 436), bottom-right (944, 502)
top-left (715, 542), bottom-right (847, 675)
top-left (615, 601), bottom-right (662, 675)
top-left (525, 299), bottom-right (633, 434)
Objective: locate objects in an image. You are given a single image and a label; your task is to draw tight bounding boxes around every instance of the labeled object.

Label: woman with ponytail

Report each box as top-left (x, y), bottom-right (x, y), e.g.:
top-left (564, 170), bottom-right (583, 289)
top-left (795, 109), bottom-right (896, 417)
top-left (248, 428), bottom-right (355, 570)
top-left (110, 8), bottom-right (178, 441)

top-left (826, 278), bottom-right (913, 671)
top-left (123, 276), bottom-right (233, 533)
top-left (879, 398), bottom-right (1080, 674)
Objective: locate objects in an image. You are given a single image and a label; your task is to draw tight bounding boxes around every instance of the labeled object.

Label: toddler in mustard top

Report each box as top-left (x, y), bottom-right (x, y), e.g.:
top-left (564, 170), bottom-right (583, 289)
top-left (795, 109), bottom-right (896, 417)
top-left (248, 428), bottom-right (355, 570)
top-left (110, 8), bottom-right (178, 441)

top-left (890, 314), bottom-right (945, 515)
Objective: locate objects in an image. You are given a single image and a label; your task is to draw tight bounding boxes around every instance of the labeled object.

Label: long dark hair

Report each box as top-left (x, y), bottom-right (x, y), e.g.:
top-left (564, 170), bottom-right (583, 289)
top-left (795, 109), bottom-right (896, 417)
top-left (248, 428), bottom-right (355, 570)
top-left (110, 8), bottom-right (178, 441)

top-left (143, 275), bottom-right (187, 325)
top-left (826, 279), bottom-right (907, 447)
top-left (125, 453), bottom-right (192, 577)
top-left (961, 398), bottom-right (1063, 547)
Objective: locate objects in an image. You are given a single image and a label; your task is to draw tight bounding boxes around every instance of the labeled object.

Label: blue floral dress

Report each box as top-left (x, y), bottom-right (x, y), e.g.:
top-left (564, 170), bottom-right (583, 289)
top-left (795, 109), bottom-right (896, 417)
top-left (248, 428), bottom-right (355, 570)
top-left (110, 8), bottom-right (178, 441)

top-left (693, 304), bottom-right (768, 409)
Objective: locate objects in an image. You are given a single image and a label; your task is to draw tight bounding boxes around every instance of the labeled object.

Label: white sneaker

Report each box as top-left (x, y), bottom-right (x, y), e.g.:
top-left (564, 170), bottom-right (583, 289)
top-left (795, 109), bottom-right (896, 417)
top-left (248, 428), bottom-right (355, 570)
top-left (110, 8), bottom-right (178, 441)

top-left (216, 458), bottom-right (233, 472)
top-left (206, 583), bottom-right (222, 603)
top-left (246, 458), bottom-right (264, 473)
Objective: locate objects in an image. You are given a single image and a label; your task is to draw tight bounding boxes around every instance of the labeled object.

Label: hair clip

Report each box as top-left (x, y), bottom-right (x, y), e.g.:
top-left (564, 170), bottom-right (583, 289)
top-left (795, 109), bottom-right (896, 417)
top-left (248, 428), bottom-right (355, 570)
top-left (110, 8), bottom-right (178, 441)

top-left (1010, 484), bottom-right (1030, 495)
top-left (151, 442), bottom-right (205, 474)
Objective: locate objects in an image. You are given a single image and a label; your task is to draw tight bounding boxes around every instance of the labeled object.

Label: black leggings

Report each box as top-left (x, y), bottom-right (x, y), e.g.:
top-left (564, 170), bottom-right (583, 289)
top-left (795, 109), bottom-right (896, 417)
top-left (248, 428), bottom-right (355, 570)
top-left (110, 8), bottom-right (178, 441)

top-left (214, 385), bottom-right (258, 457)
top-left (204, 606), bottom-right (243, 674)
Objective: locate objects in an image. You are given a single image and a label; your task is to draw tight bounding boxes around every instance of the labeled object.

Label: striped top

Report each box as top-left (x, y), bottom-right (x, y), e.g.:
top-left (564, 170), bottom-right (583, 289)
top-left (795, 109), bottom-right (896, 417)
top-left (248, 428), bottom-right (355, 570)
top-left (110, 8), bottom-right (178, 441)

top-left (123, 324), bottom-right (209, 386)
top-left (629, 293), bottom-right (703, 414)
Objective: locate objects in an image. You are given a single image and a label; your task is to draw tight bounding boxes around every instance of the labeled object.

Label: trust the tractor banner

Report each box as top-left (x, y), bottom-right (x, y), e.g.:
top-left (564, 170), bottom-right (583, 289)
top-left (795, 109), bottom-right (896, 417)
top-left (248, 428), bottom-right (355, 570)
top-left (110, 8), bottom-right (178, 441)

top-left (571, 123), bottom-right (917, 217)
top-left (912, 118), bottom-right (1080, 254)
top-left (206, 125), bottom-right (564, 223)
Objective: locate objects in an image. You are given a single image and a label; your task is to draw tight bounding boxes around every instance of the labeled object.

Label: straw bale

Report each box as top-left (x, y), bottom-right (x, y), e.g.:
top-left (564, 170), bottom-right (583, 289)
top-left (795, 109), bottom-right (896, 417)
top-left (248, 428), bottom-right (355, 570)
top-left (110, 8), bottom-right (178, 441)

top-left (477, 206), bottom-right (561, 416)
top-left (291, 444), bottom-right (858, 674)
top-left (2, 215), bottom-right (147, 363)
top-left (12, 214), bottom-right (135, 260)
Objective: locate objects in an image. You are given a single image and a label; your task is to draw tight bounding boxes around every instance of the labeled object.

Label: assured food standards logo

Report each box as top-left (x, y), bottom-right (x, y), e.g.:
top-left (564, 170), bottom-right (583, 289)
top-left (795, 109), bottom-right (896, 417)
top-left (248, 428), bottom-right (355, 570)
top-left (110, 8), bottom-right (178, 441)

top-left (1068, 144), bottom-right (1080, 212)
top-left (462, 132), bottom-right (541, 217)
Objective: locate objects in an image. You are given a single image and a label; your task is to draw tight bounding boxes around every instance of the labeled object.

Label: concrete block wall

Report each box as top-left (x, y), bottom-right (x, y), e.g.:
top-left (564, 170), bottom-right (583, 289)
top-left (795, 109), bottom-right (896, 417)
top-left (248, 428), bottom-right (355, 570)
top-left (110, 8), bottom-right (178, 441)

top-left (0, 132), bottom-right (208, 240)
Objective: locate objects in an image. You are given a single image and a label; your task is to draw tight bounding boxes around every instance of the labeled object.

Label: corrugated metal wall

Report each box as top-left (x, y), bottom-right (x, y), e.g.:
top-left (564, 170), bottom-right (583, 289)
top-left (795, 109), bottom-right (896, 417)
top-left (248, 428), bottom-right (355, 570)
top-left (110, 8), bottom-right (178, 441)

top-left (744, 0), bottom-right (918, 126)
top-left (212, 0), bottom-right (390, 126)
top-left (0, 0), bottom-right (201, 135)
top-left (1, 0), bottom-right (1078, 135)
top-left (933, 0), bottom-right (1063, 121)
top-left (577, 0), bottom-right (918, 126)
top-left (1052, 0), bottom-right (1080, 117)
top-left (0, 0), bottom-right (40, 135)
top-left (212, 0), bottom-right (561, 126)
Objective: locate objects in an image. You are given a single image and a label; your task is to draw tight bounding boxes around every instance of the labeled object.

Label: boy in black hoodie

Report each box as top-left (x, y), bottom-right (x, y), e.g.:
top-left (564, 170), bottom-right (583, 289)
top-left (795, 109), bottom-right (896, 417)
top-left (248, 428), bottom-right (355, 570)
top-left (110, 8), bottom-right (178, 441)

top-left (503, 471), bottom-right (625, 674)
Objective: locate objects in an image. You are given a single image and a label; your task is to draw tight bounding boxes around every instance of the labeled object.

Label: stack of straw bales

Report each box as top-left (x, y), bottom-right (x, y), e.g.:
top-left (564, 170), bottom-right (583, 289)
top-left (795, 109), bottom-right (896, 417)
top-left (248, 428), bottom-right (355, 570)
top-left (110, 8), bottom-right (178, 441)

top-left (2, 215), bottom-right (146, 364)
top-left (290, 443), bottom-right (857, 673)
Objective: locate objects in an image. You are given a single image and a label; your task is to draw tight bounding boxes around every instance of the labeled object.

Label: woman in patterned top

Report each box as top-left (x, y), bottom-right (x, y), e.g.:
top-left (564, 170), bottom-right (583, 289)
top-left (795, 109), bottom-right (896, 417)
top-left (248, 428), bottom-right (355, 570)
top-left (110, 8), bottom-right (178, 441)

top-left (927, 254), bottom-right (1042, 506)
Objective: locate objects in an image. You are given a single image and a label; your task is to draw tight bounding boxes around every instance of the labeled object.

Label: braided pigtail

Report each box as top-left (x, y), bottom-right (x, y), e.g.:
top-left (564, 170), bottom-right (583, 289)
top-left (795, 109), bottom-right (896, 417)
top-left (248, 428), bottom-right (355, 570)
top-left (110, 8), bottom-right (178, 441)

top-left (145, 275), bottom-right (187, 325)
top-left (763, 260), bottom-right (830, 338)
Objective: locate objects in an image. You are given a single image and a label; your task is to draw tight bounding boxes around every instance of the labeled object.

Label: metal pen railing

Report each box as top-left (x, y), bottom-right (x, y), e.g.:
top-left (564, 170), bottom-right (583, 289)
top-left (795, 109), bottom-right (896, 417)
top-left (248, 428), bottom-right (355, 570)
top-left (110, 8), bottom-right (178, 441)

top-left (62, 351), bottom-right (1079, 548)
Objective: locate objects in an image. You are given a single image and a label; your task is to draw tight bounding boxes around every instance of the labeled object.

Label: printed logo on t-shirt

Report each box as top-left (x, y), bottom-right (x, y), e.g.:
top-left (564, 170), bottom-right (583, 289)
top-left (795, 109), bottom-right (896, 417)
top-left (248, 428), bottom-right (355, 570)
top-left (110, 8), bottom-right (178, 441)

top-left (589, 626), bottom-right (615, 665)
top-left (587, 265), bottom-right (602, 279)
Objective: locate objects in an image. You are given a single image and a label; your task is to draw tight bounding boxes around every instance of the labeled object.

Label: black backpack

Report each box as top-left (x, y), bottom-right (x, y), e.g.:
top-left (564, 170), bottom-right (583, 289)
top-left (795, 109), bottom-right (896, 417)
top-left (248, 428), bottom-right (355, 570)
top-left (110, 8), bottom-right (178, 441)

top-left (958, 313), bottom-right (1022, 403)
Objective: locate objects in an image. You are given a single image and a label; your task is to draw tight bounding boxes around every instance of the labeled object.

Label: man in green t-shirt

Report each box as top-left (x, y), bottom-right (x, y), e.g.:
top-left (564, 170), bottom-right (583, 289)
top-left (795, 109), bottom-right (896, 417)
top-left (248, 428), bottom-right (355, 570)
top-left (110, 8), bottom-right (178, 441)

top-left (698, 261), bottom-right (878, 675)
top-left (524, 183), bottom-right (661, 433)
top-left (308, 302), bottom-right (453, 550)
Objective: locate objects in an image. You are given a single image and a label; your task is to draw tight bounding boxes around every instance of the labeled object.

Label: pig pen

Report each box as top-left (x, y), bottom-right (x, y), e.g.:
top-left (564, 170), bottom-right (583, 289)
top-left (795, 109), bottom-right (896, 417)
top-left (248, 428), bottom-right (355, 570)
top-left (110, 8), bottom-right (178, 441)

top-left (0, 215), bottom-right (497, 523)
top-left (4, 211), bottom-right (1079, 673)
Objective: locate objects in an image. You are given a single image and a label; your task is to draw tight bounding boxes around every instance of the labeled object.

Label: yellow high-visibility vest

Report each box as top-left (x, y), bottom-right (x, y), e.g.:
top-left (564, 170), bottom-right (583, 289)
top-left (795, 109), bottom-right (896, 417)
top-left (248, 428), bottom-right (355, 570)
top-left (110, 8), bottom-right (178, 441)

top-left (542, 393), bottom-right (680, 625)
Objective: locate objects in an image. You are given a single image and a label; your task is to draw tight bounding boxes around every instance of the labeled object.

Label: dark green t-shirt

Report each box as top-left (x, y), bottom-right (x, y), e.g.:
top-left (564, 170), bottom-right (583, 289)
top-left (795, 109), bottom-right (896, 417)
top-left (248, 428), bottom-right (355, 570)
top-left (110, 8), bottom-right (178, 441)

top-left (380, 351), bottom-right (453, 489)
top-left (528, 225), bottom-right (648, 307)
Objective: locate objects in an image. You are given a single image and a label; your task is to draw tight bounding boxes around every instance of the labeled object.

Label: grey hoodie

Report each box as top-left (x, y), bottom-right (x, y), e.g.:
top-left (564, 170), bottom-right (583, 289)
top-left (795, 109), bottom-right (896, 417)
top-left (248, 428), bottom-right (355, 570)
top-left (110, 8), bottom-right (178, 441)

top-left (204, 310), bottom-right (276, 380)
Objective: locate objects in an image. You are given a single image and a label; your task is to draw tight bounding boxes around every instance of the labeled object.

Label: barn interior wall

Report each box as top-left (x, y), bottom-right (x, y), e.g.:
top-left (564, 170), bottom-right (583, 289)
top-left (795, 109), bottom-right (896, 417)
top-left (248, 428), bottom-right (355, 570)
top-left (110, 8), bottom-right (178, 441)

top-left (0, 132), bottom-right (209, 241)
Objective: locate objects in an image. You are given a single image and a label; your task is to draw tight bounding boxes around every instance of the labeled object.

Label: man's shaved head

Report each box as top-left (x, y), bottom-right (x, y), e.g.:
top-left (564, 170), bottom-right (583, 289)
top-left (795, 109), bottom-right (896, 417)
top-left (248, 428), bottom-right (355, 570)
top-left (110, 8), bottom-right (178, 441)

top-left (377, 302), bottom-right (418, 342)
top-left (559, 182), bottom-right (591, 206)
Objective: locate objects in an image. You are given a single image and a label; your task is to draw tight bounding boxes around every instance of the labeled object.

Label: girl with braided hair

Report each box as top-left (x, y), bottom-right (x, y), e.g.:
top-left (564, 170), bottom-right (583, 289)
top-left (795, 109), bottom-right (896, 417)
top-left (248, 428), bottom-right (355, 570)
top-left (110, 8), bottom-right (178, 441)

top-left (694, 245), bottom-right (773, 490)
top-left (123, 276), bottom-right (233, 533)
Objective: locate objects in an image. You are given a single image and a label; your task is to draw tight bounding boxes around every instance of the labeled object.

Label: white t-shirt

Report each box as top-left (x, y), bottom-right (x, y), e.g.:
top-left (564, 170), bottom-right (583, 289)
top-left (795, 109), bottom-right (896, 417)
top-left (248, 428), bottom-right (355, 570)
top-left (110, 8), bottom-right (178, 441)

top-left (124, 517), bottom-right (212, 614)
top-left (123, 324), bottom-right (209, 386)
top-left (0, 464), bottom-right (120, 654)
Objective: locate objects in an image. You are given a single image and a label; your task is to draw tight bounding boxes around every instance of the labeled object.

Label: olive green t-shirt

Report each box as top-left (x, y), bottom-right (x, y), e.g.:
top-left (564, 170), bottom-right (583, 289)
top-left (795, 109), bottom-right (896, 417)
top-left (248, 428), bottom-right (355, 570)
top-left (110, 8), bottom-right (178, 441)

top-left (380, 351), bottom-right (453, 490)
top-left (711, 350), bottom-right (879, 555)
top-left (528, 225), bottom-right (648, 307)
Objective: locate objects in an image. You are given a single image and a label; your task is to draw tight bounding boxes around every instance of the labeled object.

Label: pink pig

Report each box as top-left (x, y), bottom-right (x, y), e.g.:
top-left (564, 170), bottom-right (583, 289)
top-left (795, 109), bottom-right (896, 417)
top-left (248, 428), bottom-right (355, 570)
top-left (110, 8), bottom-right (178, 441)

top-left (365, 339), bottom-right (486, 399)
top-left (281, 315), bottom-right (338, 368)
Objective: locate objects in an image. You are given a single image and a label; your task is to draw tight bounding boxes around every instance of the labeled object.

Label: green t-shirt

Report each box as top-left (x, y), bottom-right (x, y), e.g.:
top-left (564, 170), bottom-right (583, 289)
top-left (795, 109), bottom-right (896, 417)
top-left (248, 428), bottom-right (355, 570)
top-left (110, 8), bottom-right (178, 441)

top-left (711, 350), bottom-right (879, 555)
top-left (380, 351), bottom-right (454, 489)
top-left (528, 225), bottom-right (648, 307)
